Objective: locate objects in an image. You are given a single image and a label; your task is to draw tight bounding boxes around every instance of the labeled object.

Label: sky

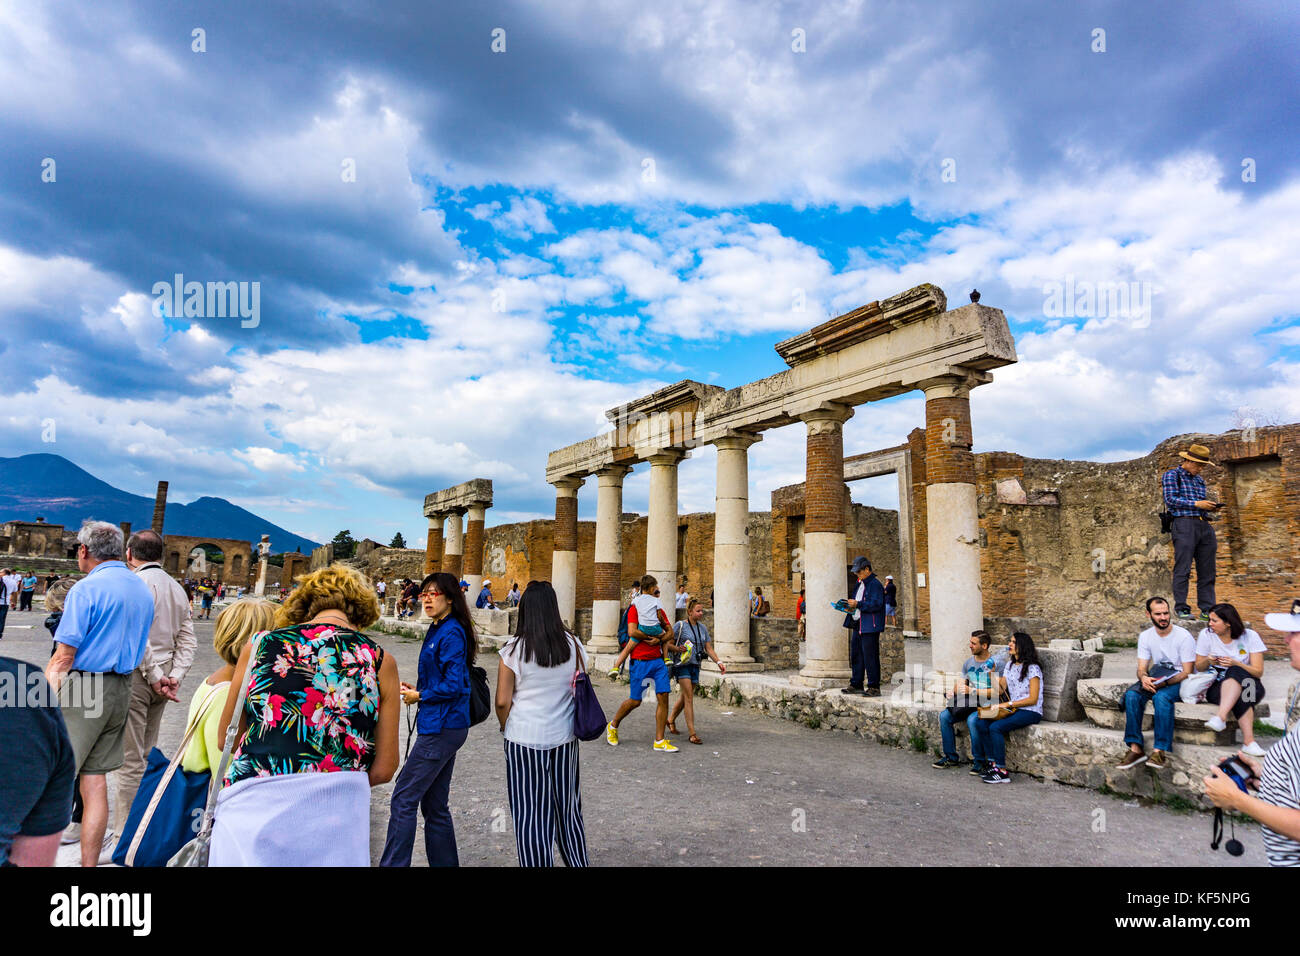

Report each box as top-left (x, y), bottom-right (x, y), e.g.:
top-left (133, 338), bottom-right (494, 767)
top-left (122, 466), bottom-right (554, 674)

top-left (2, 0), bottom-right (1298, 548)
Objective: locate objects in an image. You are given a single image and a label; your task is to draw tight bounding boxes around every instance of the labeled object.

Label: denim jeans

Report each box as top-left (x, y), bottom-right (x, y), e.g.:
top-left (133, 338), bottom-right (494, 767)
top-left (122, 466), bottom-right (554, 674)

top-left (1124, 682), bottom-right (1181, 752)
top-left (939, 707), bottom-right (984, 762)
top-left (380, 727), bottom-right (468, 867)
top-left (974, 709), bottom-right (1041, 767)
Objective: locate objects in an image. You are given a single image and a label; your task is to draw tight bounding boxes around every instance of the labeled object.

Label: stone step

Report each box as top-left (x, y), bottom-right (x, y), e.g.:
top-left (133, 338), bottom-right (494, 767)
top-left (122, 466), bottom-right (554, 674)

top-left (1077, 677), bottom-right (1268, 745)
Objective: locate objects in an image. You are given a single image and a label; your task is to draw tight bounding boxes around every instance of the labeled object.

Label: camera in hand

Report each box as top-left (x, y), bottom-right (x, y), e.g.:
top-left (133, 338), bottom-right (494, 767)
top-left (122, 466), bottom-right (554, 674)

top-left (1218, 755), bottom-right (1253, 794)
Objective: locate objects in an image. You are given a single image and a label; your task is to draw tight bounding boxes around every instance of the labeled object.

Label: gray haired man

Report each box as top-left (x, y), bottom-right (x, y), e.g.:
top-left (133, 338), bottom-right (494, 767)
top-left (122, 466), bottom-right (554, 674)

top-left (46, 521), bottom-right (154, 866)
top-left (114, 530), bottom-right (197, 832)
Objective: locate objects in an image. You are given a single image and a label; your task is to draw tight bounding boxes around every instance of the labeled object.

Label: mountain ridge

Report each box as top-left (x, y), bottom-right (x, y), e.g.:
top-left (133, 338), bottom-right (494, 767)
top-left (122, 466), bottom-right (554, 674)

top-left (0, 453), bottom-right (320, 554)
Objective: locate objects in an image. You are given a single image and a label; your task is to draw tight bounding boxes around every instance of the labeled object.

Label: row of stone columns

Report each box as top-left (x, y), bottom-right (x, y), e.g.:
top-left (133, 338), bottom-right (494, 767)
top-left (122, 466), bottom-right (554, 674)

top-left (547, 375), bottom-right (981, 678)
top-left (424, 510), bottom-right (464, 579)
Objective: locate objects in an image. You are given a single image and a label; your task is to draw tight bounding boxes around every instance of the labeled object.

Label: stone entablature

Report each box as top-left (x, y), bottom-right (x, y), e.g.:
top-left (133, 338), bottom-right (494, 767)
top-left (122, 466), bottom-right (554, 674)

top-left (423, 479), bottom-right (493, 517)
top-left (3, 520), bottom-right (69, 558)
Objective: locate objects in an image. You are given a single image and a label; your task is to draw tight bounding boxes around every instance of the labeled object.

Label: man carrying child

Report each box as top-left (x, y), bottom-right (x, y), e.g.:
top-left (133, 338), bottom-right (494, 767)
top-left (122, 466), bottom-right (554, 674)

top-left (605, 574), bottom-right (681, 753)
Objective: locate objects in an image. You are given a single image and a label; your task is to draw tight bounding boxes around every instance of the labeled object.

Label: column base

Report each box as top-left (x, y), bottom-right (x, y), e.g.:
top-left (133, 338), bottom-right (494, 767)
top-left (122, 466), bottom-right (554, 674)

top-left (586, 637), bottom-right (620, 656)
top-left (703, 659), bottom-right (763, 674)
top-left (792, 663), bottom-right (852, 688)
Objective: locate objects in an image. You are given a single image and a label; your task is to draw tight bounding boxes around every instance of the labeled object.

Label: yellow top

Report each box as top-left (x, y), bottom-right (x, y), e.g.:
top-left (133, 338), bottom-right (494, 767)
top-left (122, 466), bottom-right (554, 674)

top-left (181, 679), bottom-right (231, 775)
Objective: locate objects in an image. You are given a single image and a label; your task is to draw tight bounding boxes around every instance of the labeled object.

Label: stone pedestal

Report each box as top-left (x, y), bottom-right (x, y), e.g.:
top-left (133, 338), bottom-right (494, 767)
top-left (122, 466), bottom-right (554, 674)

top-left (795, 406), bottom-right (855, 687)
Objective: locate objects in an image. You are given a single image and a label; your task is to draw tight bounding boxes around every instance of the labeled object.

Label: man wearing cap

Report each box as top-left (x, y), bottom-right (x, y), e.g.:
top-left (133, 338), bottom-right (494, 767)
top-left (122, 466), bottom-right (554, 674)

top-left (1162, 444), bottom-right (1221, 622)
top-left (1205, 599), bottom-right (1300, 866)
top-left (475, 579), bottom-right (494, 609)
top-left (843, 557), bottom-right (886, 697)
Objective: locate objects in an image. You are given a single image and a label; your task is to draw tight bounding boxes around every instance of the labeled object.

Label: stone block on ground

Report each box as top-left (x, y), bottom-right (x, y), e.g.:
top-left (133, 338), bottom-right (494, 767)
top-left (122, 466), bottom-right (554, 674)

top-left (1049, 638), bottom-right (1083, 650)
top-left (1035, 648), bottom-right (1104, 722)
top-left (470, 607), bottom-right (510, 637)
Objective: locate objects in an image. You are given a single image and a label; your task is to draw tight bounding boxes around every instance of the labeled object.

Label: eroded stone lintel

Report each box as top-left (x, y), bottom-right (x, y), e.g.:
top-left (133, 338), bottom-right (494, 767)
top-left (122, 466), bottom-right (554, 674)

top-left (423, 478), bottom-right (493, 517)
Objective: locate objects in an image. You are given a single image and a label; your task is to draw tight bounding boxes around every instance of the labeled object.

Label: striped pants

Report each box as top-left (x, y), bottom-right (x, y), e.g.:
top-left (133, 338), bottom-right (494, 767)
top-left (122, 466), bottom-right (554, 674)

top-left (504, 738), bottom-right (589, 867)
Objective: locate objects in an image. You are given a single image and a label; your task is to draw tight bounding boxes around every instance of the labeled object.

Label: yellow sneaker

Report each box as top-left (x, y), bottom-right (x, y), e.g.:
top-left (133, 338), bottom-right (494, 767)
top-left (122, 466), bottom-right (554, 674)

top-left (653, 738), bottom-right (679, 753)
top-left (605, 722), bottom-right (619, 746)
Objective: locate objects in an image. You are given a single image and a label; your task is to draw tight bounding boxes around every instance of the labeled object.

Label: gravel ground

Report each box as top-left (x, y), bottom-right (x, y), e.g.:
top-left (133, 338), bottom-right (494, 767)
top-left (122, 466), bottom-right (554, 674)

top-left (0, 609), bottom-right (1268, 867)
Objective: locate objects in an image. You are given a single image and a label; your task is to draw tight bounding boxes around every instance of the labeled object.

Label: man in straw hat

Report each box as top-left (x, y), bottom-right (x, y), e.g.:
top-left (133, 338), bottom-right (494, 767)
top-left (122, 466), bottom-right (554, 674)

top-left (1161, 443), bottom-right (1221, 622)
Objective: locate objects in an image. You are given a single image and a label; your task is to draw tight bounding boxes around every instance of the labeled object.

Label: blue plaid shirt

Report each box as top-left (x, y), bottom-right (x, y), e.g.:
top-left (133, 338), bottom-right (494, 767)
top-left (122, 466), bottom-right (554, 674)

top-left (1161, 466), bottom-right (1208, 518)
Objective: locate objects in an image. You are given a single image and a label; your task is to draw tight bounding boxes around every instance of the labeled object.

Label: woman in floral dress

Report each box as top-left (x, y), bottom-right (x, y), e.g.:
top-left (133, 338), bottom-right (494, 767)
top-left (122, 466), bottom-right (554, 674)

top-left (212, 564), bottom-right (399, 865)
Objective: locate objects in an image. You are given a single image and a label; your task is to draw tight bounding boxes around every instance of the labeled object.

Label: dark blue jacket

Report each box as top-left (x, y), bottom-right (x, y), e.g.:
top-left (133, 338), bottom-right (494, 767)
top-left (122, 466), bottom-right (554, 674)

top-left (855, 575), bottom-right (887, 634)
top-left (416, 616), bottom-right (471, 734)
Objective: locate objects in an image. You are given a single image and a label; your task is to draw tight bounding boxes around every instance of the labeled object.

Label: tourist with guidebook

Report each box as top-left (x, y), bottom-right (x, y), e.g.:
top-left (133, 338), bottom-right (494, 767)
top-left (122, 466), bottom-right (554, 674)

top-left (1116, 597), bottom-right (1196, 770)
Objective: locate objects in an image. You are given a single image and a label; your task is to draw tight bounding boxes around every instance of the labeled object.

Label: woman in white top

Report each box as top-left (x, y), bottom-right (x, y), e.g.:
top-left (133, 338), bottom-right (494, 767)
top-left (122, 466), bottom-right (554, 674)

top-left (973, 632), bottom-right (1043, 784)
top-left (1195, 603), bottom-right (1268, 755)
top-left (495, 581), bottom-right (591, 867)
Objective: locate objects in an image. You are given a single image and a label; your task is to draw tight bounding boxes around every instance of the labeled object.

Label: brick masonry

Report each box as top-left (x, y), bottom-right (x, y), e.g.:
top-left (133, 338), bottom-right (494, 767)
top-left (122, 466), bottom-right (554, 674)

top-left (804, 421), bottom-right (847, 534)
top-left (424, 525), bottom-right (442, 576)
top-left (923, 395), bottom-right (975, 485)
top-left (464, 519), bottom-right (484, 576)
top-left (553, 495), bottom-right (577, 552)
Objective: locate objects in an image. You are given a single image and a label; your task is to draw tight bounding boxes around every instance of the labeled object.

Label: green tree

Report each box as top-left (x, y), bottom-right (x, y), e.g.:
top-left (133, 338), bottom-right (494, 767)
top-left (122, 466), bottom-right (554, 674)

top-left (331, 529), bottom-right (357, 559)
top-left (389, 531), bottom-right (407, 549)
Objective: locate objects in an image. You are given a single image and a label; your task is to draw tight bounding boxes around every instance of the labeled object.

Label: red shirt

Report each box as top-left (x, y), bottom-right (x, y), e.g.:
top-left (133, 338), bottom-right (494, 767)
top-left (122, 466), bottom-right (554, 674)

top-left (795, 596), bottom-right (805, 620)
top-left (627, 604), bottom-right (670, 661)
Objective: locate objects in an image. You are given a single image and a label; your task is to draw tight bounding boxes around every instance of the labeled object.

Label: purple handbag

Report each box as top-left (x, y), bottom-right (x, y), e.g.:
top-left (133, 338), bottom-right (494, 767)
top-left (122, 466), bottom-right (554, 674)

top-left (570, 637), bottom-right (607, 741)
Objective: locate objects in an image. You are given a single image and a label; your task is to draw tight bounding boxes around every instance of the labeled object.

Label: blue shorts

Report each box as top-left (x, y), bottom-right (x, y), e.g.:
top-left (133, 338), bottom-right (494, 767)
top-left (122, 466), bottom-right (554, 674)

top-left (885, 604), bottom-right (895, 616)
top-left (673, 663), bottom-right (700, 684)
top-left (629, 657), bottom-right (671, 700)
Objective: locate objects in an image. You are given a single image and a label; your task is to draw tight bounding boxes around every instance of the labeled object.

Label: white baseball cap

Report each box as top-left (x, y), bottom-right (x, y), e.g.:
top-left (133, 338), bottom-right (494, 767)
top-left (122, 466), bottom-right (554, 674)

top-left (1264, 598), bottom-right (1300, 633)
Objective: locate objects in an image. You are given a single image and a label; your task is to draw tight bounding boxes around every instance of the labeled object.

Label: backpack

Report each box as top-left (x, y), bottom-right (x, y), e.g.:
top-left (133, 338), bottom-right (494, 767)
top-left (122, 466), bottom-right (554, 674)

top-left (467, 662), bottom-right (491, 726)
top-left (617, 605), bottom-right (631, 648)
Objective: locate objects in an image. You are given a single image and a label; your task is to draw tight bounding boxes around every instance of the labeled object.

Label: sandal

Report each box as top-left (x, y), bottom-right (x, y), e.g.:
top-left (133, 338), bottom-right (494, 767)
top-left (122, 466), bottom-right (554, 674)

top-left (689, 734), bottom-right (702, 745)
top-left (665, 723), bottom-right (680, 736)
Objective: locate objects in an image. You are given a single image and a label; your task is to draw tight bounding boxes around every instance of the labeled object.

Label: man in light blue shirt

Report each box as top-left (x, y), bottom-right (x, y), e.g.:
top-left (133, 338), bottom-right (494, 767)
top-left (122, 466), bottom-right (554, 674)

top-left (45, 521), bottom-right (154, 867)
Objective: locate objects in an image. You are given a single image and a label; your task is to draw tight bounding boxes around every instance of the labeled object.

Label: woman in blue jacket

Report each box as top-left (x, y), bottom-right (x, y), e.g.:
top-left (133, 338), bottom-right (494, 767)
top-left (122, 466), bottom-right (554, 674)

top-left (380, 571), bottom-right (476, 866)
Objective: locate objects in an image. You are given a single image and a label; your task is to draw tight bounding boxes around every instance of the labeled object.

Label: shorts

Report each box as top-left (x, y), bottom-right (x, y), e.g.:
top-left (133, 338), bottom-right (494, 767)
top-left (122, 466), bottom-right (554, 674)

top-left (885, 604), bottom-right (896, 616)
top-left (629, 658), bottom-right (671, 700)
top-left (60, 671), bottom-right (133, 775)
top-left (673, 663), bottom-right (700, 684)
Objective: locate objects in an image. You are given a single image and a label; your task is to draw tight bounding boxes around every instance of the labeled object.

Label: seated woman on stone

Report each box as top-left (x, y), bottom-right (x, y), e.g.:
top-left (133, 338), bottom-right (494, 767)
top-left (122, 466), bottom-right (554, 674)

top-left (606, 574), bottom-right (680, 681)
top-left (972, 631), bottom-right (1043, 784)
top-left (1194, 603), bottom-right (1268, 756)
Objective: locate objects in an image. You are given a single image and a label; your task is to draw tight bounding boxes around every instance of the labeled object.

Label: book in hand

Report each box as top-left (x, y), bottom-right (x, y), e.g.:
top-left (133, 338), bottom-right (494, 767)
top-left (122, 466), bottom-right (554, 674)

top-left (831, 599), bottom-right (851, 613)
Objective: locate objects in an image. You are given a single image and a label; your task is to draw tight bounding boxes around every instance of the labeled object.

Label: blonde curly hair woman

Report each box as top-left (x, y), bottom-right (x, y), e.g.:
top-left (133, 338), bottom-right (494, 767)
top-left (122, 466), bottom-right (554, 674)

top-left (212, 564), bottom-right (399, 866)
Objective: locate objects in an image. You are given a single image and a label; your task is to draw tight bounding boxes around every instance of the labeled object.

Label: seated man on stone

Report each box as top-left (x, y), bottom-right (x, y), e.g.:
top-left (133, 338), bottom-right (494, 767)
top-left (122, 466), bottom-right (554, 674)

top-left (1117, 596), bottom-right (1197, 770)
top-left (933, 629), bottom-right (1002, 773)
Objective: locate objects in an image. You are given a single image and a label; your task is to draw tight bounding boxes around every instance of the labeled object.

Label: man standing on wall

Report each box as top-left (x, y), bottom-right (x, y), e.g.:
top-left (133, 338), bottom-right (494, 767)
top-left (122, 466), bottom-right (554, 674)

top-left (843, 557), bottom-right (886, 697)
top-left (1161, 443), bottom-right (1221, 622)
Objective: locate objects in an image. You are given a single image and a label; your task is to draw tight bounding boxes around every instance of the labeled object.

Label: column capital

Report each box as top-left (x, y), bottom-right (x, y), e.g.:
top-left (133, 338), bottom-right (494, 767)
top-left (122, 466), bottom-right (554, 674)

top-left (918, 371), bottom-right (992, 400)
top-left (645, 449), bottom-right (687, 467)
top-left (595, 463), bottom-right (634, 483)
top-left (550, 476), bottom-right (585, 495)
top-left (445, 506), bottom-right (467, 517)
top-left (800, 402), bottom-right (855, 434)
top-left (426, 511), bottom-right (445, 523)
top-left (713, 431), bottom-right (763, 452)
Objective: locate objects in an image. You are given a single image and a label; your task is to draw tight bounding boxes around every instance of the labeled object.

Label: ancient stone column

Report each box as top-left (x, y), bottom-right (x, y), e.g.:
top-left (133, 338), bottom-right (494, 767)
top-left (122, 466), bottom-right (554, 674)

top-left (551, 477), bottom-right (584, 628)
top-left (463, 503), bottom-right (487, 598)
top-left (645, 451), bottom-right (684, 622)
top-left (443, 509), bottom-right (465, 580)
top-left (795, 405), bottom-right (855, 687)
top-left (590, 464), bottom-right (632, 655)
top-left (424, 513), bottom-right (444, 576)
top-left (151, 481), bottom-right (168, 533)
top-left (922, 376), bottom-right (983, 675)
top-left (119, 523), bottom-right (131, 547)
top-left (710, 434), bottom-right (761, 671)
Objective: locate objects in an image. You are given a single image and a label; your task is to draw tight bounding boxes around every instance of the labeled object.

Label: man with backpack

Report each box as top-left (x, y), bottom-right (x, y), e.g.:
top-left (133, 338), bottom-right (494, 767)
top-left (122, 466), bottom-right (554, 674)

top-left (605, 575), bottom-right (681, 752)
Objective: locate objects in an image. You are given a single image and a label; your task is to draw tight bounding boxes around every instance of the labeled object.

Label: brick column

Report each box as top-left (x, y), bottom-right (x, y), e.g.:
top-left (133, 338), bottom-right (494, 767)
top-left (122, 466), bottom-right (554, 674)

top-left (443, 509), bottom-right (465, 580)
top-left (424, 513), bottom-right (444, 576)
top-left (710, 434), bottom-right (762, 671)
top-left (590, 465), bottom-right (631, 655)
top-left (551, 477), bottom-right (584, 628)
top-left (922, 376), bottom-right (982, 675)
top-left (151, 481), bottom-right (168, 533)
top-left (463, 503), bottom-right (487, 598)
top-left (645, 451), bottom-right (685, 623)
top-left (795, 404), bottom-right (855, 687)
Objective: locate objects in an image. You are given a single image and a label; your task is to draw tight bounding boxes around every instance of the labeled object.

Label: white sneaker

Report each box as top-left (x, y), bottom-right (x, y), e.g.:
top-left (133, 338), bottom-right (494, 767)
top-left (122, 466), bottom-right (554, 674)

top-left (60, 822), bottom-right (81, 845)
top-left (1241, 741), bottom-right (1267, 757)
top-left (97, 831), bottom-right (117, 866)
top-left (1204, 715), bottom-right (1227, 732)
